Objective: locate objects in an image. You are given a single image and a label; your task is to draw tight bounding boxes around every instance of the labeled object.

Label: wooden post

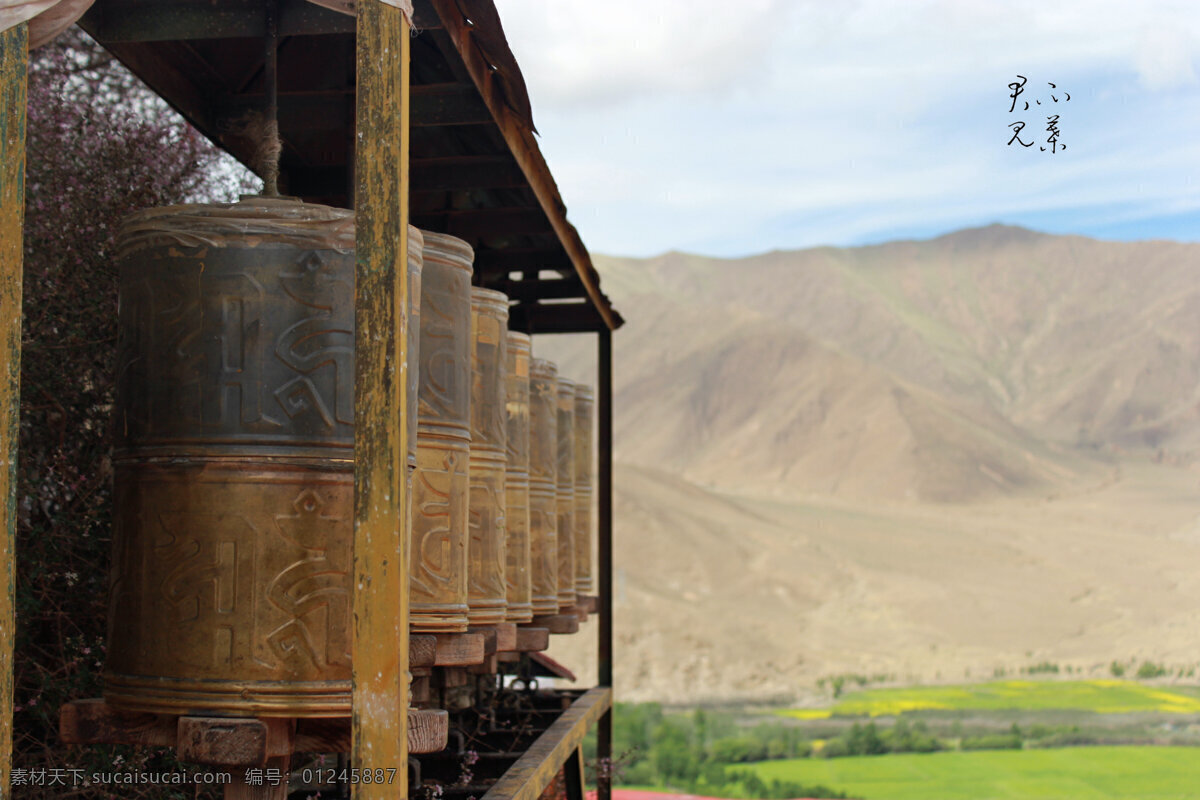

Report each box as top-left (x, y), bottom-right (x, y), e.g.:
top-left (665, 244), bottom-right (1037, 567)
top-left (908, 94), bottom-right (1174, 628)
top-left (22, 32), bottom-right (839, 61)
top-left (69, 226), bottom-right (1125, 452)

top-left (353, 3), bottom-right (410, 799)
top-left (596, 329), bottom-right (613, 800)
top-left (0, 21), bottom-right (25, 799)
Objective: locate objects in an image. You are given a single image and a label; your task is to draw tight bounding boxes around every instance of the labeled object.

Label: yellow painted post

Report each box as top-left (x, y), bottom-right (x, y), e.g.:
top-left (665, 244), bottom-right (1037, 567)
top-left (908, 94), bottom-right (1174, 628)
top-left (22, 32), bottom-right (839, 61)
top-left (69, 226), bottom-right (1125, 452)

top-left (353, 3), bottom-right (410, 798)
top-left (0, 21), bottom-right (25, 798)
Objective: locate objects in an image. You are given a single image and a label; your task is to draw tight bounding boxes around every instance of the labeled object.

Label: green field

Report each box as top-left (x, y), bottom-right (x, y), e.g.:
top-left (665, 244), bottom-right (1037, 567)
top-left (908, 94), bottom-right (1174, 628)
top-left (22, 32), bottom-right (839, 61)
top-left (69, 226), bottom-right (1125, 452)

top-left (745, 746), bottom-right (1200, 799)
top-left (780, 680), bottom-right (1200, 719)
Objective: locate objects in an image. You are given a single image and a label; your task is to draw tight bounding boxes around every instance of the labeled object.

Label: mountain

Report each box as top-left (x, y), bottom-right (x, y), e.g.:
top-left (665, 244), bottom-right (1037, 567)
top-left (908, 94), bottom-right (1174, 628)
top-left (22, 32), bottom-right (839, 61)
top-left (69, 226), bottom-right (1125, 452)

top-left (538, 226), bottom-right (1200, 702)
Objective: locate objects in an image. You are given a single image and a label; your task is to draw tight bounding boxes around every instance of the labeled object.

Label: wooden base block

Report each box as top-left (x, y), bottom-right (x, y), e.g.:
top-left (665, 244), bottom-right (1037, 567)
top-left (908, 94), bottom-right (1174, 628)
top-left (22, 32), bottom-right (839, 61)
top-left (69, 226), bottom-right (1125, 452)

top-left (515, 626), bottom-right (550, 652)
top-left (494, 621), bottom-right (517, 651)
top-left (580, 595), bottom-right (599, 614)
top-left (497, 652), bottom-right (520, 663)
top-left (177, 717), bottom-right (293, 766)
top-left (467, 626), bottom-right (499, 655)
top-left (410, 634), bottom-right (438, 667)
top-left (409, 631), bottom-right (485, 666)
top-left (531, 614), bottom-right (580, 635)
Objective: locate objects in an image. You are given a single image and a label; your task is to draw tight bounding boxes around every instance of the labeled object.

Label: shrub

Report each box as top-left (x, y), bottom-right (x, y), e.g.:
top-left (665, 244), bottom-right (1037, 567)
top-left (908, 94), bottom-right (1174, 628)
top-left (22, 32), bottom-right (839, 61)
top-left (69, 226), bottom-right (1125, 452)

top-left (1136, 661), bottom-right (1168, 679)
top-left (961, 733), bottom-right (1023, 751)
top-left (1110, 660), bottom-right (1126, 677)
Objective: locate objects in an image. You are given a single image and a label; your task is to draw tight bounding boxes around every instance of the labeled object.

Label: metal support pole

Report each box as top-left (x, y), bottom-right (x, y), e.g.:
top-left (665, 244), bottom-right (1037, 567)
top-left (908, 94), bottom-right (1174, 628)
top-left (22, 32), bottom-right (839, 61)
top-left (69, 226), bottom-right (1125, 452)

top-left (596, 328), bottom-right (613, 800)
top-left (0, 22), bottom-right (25, 797)
top-left (353, 3), bottom-right (410, 798)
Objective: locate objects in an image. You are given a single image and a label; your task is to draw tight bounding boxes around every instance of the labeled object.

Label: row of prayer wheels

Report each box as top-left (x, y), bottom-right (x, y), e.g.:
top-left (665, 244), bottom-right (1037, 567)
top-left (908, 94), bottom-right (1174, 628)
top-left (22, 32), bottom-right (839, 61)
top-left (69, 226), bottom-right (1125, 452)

top-left (411, 231), bottom-right (594, 631)
top-left (103, 197), bottom-right (594, 717)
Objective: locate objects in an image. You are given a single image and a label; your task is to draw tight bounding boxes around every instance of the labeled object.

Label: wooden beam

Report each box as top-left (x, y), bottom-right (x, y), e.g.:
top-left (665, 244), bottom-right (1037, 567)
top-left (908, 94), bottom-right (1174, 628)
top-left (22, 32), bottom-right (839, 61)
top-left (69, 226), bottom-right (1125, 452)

top-left (411, 82), bottom-right (493, 126)
top-left (480, 688), bottom-right (612, 800)
top-left (473, 248), bottom-right (574, 274)
top-left (514, 302), bottom-right (606, 335)
top-left (353, 2), bottom-right (410, 797)
top-left (427, 0), bottom-right (623, 331)
top-left (0, 22), bottom-right (23, 800)
top-left (502, 278), bottom-right (587, 302)
top-left (411, 207), bottom-right (550, 237)
top-left (81, 0), bottom-right (356, 42)
top-left (413, 155), bottom-right (525, 191)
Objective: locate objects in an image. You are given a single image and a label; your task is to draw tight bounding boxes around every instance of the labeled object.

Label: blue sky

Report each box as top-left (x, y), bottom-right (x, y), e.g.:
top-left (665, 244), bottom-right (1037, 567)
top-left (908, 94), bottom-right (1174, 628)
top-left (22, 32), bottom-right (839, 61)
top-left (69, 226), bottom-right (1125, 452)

top-left (497, 1), bottom-right (1200, 258)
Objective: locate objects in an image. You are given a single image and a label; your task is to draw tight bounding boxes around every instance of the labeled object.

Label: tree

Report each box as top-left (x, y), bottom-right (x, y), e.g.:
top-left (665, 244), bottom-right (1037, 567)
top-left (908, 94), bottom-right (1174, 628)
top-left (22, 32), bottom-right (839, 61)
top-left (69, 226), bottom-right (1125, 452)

top-left (14, 28), bottom-right (252, 799)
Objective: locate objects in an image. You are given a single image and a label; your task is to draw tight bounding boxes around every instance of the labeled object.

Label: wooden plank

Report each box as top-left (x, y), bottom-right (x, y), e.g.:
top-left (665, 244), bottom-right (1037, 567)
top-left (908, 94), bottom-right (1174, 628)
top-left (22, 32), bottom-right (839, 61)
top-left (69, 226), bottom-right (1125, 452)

top-left (411, 82), bottom-right (494, 127)
top-left (516, 303), bottom-right (607, 335)
top-left (0, 22), bottom-right (24, 800)
top-left (469, 627), bottom-right (499, 656)
top-left (411, 207), bottom-right (551, 238)
top-left (502, 278), bottom-right (587, 303)
top-left (353, 2), bottom-right (410, 797)
top-left (480, 688), bottom-right (612, 800)
top-left (81, 0), bottom-right (356, 41)
top-left (530, 614), bottom-right (579, 635)
top-left (413, 155), bottom-right (525, 191)
top-left (410, 634), bottom-right (439, 667)
top-left (433, 632), bottom-right (485, 665)
top-left (474, 248), bottom-right (573, 274)
top-left (515, 626), bottom-right (549, 652)
top-left (494, 622), bottom-right (517, 652)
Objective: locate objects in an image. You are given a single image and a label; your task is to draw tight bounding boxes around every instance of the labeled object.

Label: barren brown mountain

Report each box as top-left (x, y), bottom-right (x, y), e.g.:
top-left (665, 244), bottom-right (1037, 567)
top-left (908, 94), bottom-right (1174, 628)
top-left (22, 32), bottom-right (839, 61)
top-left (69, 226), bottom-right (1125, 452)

top-left (542, 225), bottom-right (1200, 703)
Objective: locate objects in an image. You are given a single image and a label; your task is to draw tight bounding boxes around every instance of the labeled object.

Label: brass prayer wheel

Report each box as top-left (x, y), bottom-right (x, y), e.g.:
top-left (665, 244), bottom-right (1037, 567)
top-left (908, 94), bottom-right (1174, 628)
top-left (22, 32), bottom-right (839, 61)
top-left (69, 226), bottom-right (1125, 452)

top-left (527, 358), bottom-right (559, 615)
top-left (467, 287), bottom-right (509, 625)
top-left (105, 197), bottom-right (357, 717)
top-left (503, 332), bottom-right (533, 623)
top-left (573, 384), bottom-right (594, 596)
top-left (411, 230), bottom-right (474, 633)
top-left (555, 377), bottom-right (577, 610)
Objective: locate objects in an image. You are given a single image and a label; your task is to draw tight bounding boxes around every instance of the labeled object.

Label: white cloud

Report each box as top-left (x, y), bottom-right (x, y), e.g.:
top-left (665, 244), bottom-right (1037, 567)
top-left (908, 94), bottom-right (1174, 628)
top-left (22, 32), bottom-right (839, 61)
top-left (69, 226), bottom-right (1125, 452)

top-left (498, 1), bottom-right (1200, 256)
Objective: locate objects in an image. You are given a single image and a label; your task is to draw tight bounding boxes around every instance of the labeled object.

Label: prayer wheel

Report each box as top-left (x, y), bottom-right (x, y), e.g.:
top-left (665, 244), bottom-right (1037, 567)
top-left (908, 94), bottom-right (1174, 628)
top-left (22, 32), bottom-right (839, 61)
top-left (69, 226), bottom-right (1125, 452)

top-left (527, 358), bottom-right (559, 615)
top-left (467, 288), bottom-right (509, 625)
top-left (503, 332), bottom-right (533, 623)
top-left (105, 197), bottom-right (358, 716)
top-left (555, 377), bottom-right (577, 610)
top-left (411, 231), bottom-right (474, 632)
top-left (573, 384), bottom-right (594, 596)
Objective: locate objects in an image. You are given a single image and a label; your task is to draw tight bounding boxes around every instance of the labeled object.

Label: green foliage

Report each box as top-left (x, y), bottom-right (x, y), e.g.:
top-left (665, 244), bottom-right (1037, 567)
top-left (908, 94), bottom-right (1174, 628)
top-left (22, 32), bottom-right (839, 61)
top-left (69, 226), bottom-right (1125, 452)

top-left (1022, 661), bottom-right (1060, 675)
top-left (721, 769), bottom-right (851, 799)
top-left (1110, 660), bottom-right (1127, 677)
top-left (745, 746), bottom-right (1200, 800)
top-left (710, 737), bottom-right (768, 764)
top-left (961, 733), bottom-right (1023, 750)
top-left (1136, 661), bottom-right (1168, 679)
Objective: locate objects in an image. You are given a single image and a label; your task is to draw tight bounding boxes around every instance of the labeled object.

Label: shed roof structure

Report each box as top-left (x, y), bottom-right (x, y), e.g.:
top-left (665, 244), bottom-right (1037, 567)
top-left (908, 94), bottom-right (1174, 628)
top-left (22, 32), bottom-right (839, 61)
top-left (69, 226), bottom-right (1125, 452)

top-left (0, 2), bottom-right (620, 798)
top-left (80, 0), bottom-right (624, 334)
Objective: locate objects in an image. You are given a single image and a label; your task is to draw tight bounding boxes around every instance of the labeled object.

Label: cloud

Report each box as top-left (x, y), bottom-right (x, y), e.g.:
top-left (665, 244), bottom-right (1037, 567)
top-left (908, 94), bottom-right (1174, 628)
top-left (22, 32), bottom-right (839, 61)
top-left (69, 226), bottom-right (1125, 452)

top-left (498, 1), bottom-right (1200, 257)
top-left (500, 0), bottom-right (793, 107)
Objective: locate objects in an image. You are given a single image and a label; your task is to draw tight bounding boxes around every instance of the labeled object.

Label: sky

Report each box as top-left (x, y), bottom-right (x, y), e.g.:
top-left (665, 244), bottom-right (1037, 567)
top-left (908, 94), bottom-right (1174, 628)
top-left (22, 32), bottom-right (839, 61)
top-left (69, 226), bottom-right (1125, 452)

top-left (494, 1), bottom-right (1200, 258)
